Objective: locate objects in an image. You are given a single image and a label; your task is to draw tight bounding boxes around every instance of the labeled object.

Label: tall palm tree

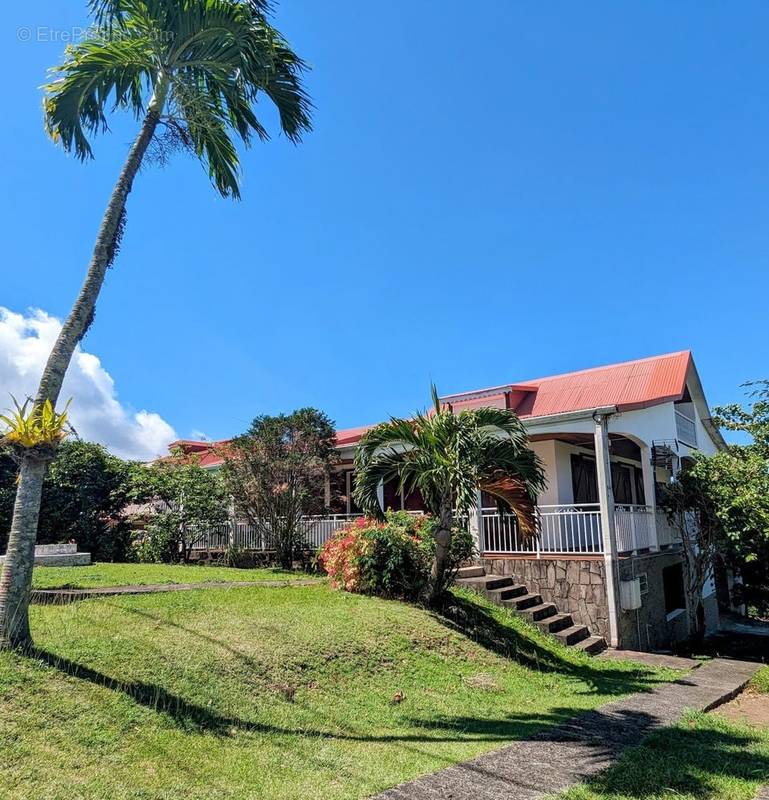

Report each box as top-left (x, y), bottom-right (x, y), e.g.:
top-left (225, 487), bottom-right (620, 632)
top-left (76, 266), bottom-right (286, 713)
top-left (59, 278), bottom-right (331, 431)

top-left (353, 387), bottom-right (547, 603)
top-left (0, 0), bottom-right (311, 650)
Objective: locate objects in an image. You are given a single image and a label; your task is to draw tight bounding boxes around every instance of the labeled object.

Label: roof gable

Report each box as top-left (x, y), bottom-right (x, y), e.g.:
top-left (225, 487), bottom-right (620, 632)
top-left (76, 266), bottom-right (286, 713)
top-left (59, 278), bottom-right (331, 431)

top-left (513, 351), bottom-right (692, 418)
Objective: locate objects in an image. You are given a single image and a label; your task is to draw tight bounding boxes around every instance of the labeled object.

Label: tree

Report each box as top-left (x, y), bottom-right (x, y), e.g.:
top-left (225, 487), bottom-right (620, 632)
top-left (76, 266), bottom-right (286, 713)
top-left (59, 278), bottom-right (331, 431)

top-left (1, 441), bottom-right (133, 559)
top-left (353, 387), bottom-right (547, 604)
top-left (703, 382), bottom-right (769, 613)
top-left (40, 441), bottom-right (134, 560)
top-left (0, 454), bottom-right (17, 546)
top-left (714, 380), bottom-right (769, 459)
top-left (129, 456), bottom-right (228, 563)
top-left (657, 464), bottom-right (724, 643)
top-left (657, 381), bottom-right (769, 624)
top-left (221, 409), bottom-right (338, 569)
top-left (0, 0), bottom-right (311, 649)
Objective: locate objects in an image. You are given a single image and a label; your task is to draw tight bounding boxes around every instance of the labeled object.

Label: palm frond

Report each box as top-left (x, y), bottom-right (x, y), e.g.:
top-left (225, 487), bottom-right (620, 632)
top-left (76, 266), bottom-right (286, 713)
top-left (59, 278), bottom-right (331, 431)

top-left (171, 74), bottom-right (241, 196)
top-left (480, 476), bottom-right (539, 539)
top-left (44, 33), bottom-right (156, 159)
top-left (353, 389), bottom-right (548, 534)
top-left (49, 0), bottom-right (311, 193)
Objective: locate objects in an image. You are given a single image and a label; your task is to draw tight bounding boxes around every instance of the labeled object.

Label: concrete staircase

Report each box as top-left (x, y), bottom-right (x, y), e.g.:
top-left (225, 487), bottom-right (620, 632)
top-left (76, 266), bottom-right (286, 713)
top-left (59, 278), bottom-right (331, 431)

top-left (455, 565), bottom-right (607, 655)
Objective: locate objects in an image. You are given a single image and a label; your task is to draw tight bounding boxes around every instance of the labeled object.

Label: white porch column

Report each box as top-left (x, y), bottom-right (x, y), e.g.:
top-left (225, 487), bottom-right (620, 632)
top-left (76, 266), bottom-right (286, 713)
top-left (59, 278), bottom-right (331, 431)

top-left (323, 474), bottom-right (331, 508)
top-left (376, 480), bottom-right (385, 513)
top-left (594, 414), bottom-right (620, 649)
top-left (468, 490), bottom-right (484, 555)
top-left (639, 444), bottom-right (659, 551)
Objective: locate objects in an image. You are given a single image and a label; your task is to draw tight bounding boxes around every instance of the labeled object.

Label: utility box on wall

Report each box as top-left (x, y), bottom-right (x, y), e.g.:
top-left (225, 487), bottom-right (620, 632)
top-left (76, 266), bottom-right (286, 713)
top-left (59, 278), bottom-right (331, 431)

top-left (620, 578), bottom-right (642, 611)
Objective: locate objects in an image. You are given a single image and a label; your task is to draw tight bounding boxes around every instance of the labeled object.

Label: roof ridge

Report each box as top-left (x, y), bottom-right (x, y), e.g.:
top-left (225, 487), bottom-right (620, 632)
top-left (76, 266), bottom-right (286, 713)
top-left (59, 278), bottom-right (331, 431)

top-left (517, 350), bottom-right (691, 386)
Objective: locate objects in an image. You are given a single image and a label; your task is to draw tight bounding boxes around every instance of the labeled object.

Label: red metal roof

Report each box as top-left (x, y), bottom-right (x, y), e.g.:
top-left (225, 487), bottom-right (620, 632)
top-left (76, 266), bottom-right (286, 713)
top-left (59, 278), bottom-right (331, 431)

top-left (335, 424), bottom-right (376, 446)
top-left (511, 350), bottom-right (692, 418)
top-left (166, 351), bottom-right (693, 460)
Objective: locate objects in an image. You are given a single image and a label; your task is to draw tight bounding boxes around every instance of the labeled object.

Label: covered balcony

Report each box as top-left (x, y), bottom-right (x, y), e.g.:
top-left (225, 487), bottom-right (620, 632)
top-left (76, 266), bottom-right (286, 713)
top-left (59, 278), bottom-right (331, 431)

top-left (479, 502), bottom-right (677, 557)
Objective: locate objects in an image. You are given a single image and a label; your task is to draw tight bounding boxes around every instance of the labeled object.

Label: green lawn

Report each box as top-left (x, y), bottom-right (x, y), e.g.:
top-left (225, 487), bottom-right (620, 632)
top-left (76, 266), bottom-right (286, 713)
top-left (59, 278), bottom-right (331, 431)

top-left (32, 561), bottom-right (309, 589)
top-left (549, 659), bottom-right (769, 800)
top-left (0, 584), bottom-right (679, 800)
top-left (550, 711), bottom-right (769, 800)
top-left (750, 665), bottom-right (769, 695)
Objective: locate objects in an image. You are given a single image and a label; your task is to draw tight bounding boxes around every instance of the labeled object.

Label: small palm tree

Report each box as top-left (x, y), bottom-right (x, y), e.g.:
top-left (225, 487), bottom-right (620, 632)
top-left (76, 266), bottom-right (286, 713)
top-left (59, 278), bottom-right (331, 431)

top-left (0, 0), bottom-right (311, 650)
top-left (353, 387), bottom-right (547, 603)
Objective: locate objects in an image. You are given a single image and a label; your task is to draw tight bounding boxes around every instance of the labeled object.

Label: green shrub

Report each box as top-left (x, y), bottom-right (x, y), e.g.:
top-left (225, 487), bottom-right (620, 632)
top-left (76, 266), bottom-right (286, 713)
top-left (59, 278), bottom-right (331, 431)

top-left (319, 511), bottom-right (475, 602)
top-left (132, 518), bottom-right (178, 564)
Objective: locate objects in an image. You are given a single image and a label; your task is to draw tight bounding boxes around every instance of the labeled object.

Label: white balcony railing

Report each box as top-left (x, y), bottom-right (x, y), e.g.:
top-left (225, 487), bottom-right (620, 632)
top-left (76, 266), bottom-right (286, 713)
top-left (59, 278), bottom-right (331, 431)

top-left (481, 503), bottom-right (658, 556)
top-left (614, 505), bottom-right (655, 552)
top-left (538, 504), bottom-right (603, 553)
top-left (190, 504), bottom-right (676, 558)
top-left (482, 504), bottom-right (603, 555)
top-left (189, 514), bottom-right (364, 551)
top-left (675, 410), bottom-right (697, 447)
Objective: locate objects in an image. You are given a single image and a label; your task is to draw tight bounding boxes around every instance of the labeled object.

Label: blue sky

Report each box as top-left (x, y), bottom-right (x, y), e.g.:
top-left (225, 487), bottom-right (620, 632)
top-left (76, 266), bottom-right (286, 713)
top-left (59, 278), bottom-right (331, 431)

top-left (3, 1), bottom-right (768, 452)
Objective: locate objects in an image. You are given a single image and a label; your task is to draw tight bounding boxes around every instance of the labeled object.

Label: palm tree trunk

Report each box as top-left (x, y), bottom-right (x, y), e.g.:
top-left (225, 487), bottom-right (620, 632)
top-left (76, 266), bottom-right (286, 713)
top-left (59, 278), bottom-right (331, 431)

top-left (428, 500), bottom-right (453, 604)
top-left (0, 75), bottom-right (169, 651)
top-left (0, 456), bottom-right (47, 648)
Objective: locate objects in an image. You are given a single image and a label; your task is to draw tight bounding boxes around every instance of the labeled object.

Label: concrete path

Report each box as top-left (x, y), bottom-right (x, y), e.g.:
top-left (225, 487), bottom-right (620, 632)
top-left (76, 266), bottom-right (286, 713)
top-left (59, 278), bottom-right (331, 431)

top-left (32, 579), bottom-right (322, 604)
top-left (373, 658), bottom-right (759, 800)
top-left (599, 648), bottom-right (700, 671)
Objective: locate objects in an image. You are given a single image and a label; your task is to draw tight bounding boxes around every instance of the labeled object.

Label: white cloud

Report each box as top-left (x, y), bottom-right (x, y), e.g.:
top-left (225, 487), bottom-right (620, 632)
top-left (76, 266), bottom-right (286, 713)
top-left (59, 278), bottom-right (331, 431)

top-left (0, 307), bottom-right (177, 461)
top-left (189, 429), bottom-right (210, 442)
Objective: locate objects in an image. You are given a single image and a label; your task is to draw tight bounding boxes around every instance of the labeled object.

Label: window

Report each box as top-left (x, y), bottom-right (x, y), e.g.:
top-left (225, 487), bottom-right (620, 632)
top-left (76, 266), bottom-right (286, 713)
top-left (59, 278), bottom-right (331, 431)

top-left (571, 455), bottom-right (598, 504)
top-left (612, 463), bottom-right (634, 504)
top-left (383, 479), bottom-right (427, 513)
top-left (611, 462), bottom-right (646, 505)
top-left (638, 573), bottom-right (649, 596)
top-left (663, 563), bottom-right (686, 617)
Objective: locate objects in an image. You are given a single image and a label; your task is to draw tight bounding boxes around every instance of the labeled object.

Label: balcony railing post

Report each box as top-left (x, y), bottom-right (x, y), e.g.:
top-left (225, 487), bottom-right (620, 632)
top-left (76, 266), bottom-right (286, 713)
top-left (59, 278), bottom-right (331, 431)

top-left (630, 509), bottom-right (638, 555)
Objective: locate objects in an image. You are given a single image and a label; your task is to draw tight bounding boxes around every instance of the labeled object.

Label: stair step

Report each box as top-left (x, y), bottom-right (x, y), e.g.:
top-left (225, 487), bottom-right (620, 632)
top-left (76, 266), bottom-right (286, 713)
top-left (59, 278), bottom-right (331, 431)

top-left (573, 635), bottom-right (608, 655)
top-left (519, 602), bottom-right (558, 622)
top-left (503, 593), bottom-right (542, 611)
top-left (456, 575), bottom-right (514, 592)
top-left (486, 584), bottom-right (528, 602)
top-left (456, 571), bottom-right (602, 654)
top-left (536, 613), bottom-right (574, 633)
top-left (456, 565), bottom-right (485, 579)
top-left (555, 625), bottom-right (591, 646)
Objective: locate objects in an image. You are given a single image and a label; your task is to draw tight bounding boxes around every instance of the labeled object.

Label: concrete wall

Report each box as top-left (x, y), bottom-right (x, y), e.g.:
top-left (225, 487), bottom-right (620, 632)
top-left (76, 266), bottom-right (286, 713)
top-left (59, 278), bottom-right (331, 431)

top-left (617, 551), bottom-right (695, 651)
top-left (480, 556), bottom-right (610, 640)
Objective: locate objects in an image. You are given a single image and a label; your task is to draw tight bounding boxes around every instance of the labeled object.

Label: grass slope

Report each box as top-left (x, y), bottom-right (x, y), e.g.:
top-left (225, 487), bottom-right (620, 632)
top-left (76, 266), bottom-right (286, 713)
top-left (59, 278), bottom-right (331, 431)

top-left (32, 562), bottom-right (306, 589)
top-left (1, 584), bottom-right (679, 800)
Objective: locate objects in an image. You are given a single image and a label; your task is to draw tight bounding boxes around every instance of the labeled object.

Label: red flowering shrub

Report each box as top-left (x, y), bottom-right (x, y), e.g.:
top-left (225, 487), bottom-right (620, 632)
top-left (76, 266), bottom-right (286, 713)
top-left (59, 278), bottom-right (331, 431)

top-left (319, 511), bottom-right (475, 601)
top-left (317, 516), bottom-right (375, 592)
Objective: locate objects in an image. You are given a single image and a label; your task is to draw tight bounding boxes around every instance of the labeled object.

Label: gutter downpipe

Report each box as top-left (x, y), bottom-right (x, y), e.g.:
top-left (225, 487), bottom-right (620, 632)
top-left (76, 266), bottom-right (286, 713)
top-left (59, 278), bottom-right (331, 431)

top-left (593, 409), bottom-right (621, 649)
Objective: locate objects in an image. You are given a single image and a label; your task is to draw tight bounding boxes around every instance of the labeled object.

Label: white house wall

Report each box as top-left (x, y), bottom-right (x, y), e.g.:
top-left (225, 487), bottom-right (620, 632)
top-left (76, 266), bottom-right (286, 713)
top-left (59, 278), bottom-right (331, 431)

top-left (528, 440), bottom-right (558, 504)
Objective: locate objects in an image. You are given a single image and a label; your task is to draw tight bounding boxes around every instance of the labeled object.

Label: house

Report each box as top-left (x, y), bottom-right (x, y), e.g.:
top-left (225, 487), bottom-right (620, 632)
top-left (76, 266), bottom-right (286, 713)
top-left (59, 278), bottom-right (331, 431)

top-left (169, 350), bottom-right (728, 653)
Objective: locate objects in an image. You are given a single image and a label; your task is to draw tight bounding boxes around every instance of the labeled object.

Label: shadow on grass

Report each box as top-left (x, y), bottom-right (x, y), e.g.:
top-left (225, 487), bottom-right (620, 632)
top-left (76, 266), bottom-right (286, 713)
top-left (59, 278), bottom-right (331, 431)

top-left (29, 647), bottom-right (768, 799)
top-left (564, 721), bottom-right (769, 799)
top-left (432, 592), bottom-right (669, 697)
top-left (25, 647), bottom-right (662, 748)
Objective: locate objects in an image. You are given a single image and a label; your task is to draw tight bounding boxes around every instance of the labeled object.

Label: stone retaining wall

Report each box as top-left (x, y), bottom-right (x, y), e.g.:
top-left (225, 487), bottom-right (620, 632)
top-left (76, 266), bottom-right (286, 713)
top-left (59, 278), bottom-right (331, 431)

top-left (479, 557), bottom-right (610, 640)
